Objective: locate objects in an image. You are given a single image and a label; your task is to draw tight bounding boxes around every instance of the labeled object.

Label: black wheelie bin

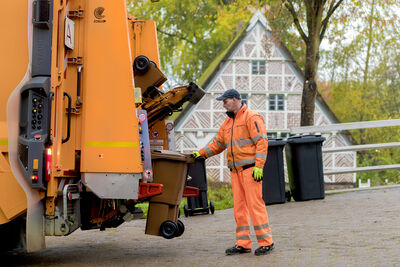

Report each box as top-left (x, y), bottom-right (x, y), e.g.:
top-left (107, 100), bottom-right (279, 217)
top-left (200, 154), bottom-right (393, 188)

top-left (262, 138), bottom-right (288, 205)
top-left (285, 135), bottom-right (326, 201)
top-left (184, 158), bottom-right (214, 216)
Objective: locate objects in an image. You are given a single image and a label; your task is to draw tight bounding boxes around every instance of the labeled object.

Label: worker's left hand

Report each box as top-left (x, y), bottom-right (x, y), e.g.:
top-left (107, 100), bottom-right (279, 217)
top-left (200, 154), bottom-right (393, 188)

top-left (252, 167), bottom-right (263, 182)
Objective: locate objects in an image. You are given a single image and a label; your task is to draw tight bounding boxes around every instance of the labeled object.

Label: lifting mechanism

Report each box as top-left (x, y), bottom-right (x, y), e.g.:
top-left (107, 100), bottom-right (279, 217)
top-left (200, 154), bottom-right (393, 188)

top-left (0, 0), bottom-right (204, 252)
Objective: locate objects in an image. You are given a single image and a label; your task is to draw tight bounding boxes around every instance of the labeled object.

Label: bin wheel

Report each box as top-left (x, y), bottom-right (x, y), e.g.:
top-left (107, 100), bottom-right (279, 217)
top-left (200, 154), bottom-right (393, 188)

top-left (175, 220), bottom-right (185, 237)
top-left (183, 204), bottom-right (189, 217)
top-left (209, 200), bottom-right (215, 214)
top-left (160, 220), bottom-right (178, 239)
top-left (285, 190), bottom-right (291, 202)
top-left (133, 56), bottom-right (150, 74)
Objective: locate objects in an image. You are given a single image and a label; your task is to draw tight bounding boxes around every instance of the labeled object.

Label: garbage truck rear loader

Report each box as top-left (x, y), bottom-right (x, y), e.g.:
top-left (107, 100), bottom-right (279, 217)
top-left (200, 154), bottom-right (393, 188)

top-left (0, 0), bottom-right (204, 252)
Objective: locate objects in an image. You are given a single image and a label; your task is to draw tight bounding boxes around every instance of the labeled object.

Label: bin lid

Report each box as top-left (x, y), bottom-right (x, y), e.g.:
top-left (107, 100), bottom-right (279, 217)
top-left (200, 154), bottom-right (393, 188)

top-left (268, 138), bottom-right (287, 147)
top-left (287, 135), bottom-right (326, 144)
top-left (151, 150), bottom-right (194, 163)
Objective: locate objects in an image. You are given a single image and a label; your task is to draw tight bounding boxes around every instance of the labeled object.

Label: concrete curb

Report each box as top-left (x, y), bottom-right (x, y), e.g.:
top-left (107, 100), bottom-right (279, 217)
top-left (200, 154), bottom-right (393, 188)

top-left (325, 184), bottom-right (400, 195)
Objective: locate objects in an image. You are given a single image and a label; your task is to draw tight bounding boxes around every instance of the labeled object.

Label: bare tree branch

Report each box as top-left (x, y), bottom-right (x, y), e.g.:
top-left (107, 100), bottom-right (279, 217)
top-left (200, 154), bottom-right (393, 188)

top-left (157, 29), bottom-right (195, 44)
top-left (320, 0), bottom-right (344, 41)
top-left (285, 0), bottom-right (309, 42)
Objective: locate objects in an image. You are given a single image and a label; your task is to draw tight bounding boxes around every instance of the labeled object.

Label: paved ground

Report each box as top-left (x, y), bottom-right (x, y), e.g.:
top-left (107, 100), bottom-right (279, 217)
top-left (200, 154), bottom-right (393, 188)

top-left (2, 186), bottom-right (400, 267)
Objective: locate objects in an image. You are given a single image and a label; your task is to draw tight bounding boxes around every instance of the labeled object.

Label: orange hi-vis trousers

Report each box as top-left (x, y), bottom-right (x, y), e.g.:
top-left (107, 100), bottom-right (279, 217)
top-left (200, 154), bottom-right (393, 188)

top-left (231, 167), bottom-right (273, 249)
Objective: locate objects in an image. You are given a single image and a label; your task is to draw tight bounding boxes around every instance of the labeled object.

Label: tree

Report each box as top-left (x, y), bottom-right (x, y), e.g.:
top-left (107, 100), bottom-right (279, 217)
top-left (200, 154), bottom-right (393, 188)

top-left (127, 1), bottom-right (306, 89)
top-left (322, 0), bottom-right (400, 143)
top-left (283, 0), bottom-right (343, 126)
top-left (319, 0), bottom-right (400, 185)
top-left (128, 0), bottom-right (256, 88)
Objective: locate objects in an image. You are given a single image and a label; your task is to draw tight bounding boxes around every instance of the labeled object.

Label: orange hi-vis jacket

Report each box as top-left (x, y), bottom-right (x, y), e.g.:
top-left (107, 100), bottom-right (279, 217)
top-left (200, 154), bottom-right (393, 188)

top-left (199, 104), bottom-right (268, 170)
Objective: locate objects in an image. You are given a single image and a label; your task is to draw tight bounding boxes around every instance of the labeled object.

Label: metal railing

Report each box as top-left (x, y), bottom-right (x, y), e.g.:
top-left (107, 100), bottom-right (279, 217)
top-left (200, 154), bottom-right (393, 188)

top-left (290, 119), bottom-right (400, 175)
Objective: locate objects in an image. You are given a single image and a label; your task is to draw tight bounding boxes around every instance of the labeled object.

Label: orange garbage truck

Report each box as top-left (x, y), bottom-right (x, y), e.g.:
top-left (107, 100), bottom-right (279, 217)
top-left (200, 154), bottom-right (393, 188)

top-left (0, 0), bottom-right (204, 252)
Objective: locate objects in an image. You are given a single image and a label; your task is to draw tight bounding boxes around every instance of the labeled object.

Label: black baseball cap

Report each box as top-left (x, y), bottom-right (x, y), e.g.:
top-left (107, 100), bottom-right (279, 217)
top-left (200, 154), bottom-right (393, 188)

top-left (216, 89), bottom-right (241, 101)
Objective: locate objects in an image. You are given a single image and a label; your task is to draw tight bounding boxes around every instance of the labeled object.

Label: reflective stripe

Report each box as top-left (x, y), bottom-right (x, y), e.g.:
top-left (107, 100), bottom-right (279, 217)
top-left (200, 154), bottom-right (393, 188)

top-left (236, 235), bottom-right (251, 240)
top-left (256, 232), bottom-right (272, 240)
top-left (229, 139), bottom-right (253, 147)
top-left (254, 223), bottom-right (269, 230)
top-left (204, 146), bottom-right (213, 157)
top-left (227, 158), bottom-right (256, 168)
top-left (256, 153), bottom-right (267, 159)
top-left (236, 226), bottom-right (250, 232)
top-left (215, 138), bottom-right (226, 149)
top-left (226, 134), bottom-right (268, 148)
top-left (252, 134), bottom-right (268, 142)
top-left (0, 140), bottom-right (8, 146)
top-left (85, 142), bottom-right (138, 147)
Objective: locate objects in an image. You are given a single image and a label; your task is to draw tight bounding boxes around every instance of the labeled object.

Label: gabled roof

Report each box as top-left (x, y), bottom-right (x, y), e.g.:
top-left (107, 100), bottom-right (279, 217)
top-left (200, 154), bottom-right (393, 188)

top-left (196, 10), bottom-right (270, 89)
top-left (173, 11), bottom-right (353, 144)
top-left (170, 17), bottom-right (251, 124)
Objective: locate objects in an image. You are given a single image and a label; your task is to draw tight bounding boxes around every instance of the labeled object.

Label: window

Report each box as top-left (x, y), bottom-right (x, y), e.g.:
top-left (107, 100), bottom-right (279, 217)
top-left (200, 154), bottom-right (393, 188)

top-left (267, 132), bottom-right (278, 138)
top-left (268, 94), bottom-right (285, 111)
top-left (252, 60), bottom-right (266, 75)
top-left (240, 93), bottom-right (248, 105)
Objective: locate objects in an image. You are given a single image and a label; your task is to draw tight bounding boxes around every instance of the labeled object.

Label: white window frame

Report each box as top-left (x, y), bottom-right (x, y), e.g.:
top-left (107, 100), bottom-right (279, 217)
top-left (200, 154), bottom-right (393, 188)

top-left (251, 60), bottom-right (266, 75)
top-left (268, 94), bottom-right (285, 111)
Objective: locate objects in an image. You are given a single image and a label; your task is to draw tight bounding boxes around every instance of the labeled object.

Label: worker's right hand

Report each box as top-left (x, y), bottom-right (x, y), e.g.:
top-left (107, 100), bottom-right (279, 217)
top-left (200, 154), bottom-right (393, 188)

top-left (191, 151), bottom-right (201, 158)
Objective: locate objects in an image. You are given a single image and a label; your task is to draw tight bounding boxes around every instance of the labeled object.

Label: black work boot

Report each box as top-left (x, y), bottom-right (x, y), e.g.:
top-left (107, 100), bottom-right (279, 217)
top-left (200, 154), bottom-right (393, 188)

top-left (225, 245), bottom-right (251, 255)
top-left (254, 243), bottom-right (275, 256)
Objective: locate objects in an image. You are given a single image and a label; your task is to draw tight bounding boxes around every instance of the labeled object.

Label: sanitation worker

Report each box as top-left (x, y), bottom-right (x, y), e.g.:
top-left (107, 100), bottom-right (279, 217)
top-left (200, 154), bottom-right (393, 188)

top-left (192, 89), bottom-right (274, 256)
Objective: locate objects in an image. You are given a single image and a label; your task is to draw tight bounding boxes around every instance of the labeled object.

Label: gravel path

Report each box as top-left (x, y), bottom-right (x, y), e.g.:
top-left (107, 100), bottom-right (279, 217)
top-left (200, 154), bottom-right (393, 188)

top-left (2, 187), bottom-right (400, 266)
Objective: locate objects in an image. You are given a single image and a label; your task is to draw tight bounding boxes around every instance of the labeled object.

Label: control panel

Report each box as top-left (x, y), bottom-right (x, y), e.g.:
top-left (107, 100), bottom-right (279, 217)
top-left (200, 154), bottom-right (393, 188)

top-left (31, 94), bottom-right (45, 131)
top-left (18, 77), bottom-right (51, 189)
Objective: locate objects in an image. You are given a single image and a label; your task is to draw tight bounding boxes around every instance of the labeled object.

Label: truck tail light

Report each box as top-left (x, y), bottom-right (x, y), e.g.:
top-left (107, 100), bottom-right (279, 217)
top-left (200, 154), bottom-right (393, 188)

top-left (45, 148), bottom-right (52, 181)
